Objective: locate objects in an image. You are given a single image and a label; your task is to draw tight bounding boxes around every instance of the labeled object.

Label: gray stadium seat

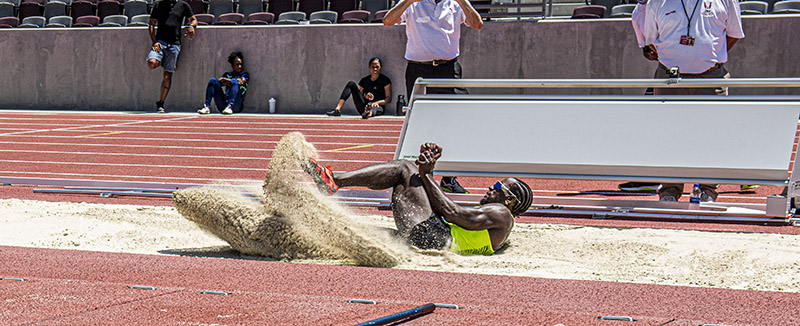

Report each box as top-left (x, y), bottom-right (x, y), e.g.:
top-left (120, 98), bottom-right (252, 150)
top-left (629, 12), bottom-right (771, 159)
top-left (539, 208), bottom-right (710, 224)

top-left (771, 0), bottom-right (800, 13)
top-left (609, 3), bottom-right (635, 17)
top-left (73, 14), bottom-right (99, 26)
top-left (337, 9), bottom-right (368, 23)
top-left (591, 0), bottom-right (620, 17)
top-left (298, 0), bottom-right (324, 17)
top-left (308, 10), bottom-right (336, 24)
top-left (43, 0), bottom-right (66, 19)
top-left (99, 13), bottom-right (126, 26)
top-left (267, 0), bottom-right (294, 17)
top-left (19, 15), bottom-right (45, 27)
top-left (45, 14), bottom-right (71, 26)
top-left (0, 1), bottom-right (15, 18)
top-left (128, 13), bottom-right (149, 25)
top-left (208, 0), bottom-right (233, 22)
top-left (740, 1), bottom-right (768, 14)
top-left (48, 0), bottom-right (71, 6)
top-left (123, 0), bottom-right (148, 19)
top-left (275, 10), bottom-right (304, 23)
top-left (236, 0), bottom-right (263, 18)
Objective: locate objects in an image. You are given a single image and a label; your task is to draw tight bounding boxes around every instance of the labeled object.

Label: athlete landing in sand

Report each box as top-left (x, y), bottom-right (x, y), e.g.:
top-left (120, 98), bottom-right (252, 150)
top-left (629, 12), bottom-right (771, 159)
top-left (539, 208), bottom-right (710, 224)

top-left (305, 142), bottom-right (533, 255)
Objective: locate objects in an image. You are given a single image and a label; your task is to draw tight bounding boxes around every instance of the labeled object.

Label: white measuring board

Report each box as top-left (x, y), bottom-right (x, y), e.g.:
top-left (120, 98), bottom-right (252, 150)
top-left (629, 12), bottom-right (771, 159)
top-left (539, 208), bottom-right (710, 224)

top-left (395, 99), bottom-right (800, 184)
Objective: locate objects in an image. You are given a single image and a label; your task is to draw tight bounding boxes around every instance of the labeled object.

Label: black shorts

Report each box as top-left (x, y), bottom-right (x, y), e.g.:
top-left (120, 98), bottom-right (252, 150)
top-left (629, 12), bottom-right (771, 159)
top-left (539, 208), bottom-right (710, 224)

top-left (407, 213), bottom-right (452, 250)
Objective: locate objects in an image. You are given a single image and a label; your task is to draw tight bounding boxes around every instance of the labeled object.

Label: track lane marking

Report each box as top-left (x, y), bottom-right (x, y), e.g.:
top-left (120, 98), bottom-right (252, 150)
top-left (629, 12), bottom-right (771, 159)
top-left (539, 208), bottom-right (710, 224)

top-left (77, 131), bottom-right (125, 138)
top-left (325, 144), bottom-right (375, 152)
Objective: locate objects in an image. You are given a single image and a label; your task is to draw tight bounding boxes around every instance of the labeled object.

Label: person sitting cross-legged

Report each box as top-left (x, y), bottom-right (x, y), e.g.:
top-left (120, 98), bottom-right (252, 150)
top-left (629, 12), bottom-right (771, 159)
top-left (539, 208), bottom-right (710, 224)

top-left (198, 51), bottom-right (249, 115)
top-left (303, 142), bottom-right (533, 255)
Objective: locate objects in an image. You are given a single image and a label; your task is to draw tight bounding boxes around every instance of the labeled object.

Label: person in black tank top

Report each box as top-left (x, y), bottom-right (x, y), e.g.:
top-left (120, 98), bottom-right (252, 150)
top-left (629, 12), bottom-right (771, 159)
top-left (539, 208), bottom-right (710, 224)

top-left (326, 57), bottom-right (392, 119)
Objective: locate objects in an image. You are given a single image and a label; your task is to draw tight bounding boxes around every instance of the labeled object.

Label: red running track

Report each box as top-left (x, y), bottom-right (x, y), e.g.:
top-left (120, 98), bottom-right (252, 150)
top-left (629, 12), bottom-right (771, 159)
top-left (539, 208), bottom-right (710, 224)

top-left (2, 111), bottom-right (800, 325)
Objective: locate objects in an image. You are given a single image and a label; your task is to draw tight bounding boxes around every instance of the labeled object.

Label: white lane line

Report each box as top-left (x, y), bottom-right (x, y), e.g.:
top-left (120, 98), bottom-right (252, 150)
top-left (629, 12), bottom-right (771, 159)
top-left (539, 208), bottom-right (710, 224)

top-left (0, 141), bottom-right (397, 155)
top-left (0, 157), bottom-right (383, 168)
top-left (0, 127), bottom-right (400, 136)
top-left (0, 171), bottom-right (262, 183)
top-left (0, 135), bottom-right (399, 147)
top-left (0, 115), bottom-right (199, 137)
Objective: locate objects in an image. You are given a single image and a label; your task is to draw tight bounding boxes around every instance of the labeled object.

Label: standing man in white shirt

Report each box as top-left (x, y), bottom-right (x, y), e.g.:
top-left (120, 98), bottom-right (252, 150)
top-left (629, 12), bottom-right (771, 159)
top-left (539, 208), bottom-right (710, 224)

top-left (383, 0), bottom-right (483, 194)
top-left (643, 0), bottom-right (745, 202)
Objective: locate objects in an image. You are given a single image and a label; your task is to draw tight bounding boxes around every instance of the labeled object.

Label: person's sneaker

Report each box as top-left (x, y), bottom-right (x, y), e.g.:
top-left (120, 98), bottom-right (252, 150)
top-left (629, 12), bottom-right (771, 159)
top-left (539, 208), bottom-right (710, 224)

top-left (325, 109), bottom-right (341, 116)
top-left (741, 185), bottom-right (759, 191)
top-left (440, 176), bottom-right (468, 194)
top-left (302, 157), bottom-right (338, 195)
top-left (156, 101), bottom-right (165, 113)
top-left (659, 195), bottom-right (678, 202)
top-left (700, 191), bottom-right (716, 202)
top-left (618, 182), bottom-right (662, 192)
top-left (221, 105), bottom-right (233, 115)
top-left (197, 106), bottom-right (211, 114)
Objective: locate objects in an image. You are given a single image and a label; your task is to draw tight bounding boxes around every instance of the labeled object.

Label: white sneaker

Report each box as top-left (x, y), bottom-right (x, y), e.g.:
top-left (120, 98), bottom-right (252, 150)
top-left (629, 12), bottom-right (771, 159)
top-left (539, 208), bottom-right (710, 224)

top-left (156, 107), bottom-right (166, 114)
top-left (222, 106), bottom-right (233, 115)
top-left (197, 106), bottom-right (211, 114)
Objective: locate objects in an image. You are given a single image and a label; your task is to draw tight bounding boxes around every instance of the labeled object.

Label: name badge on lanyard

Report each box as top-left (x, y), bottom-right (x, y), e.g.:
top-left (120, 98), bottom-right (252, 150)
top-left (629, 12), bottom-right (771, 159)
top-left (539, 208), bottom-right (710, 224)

top-left (680, 0), bottom-right (700, 46)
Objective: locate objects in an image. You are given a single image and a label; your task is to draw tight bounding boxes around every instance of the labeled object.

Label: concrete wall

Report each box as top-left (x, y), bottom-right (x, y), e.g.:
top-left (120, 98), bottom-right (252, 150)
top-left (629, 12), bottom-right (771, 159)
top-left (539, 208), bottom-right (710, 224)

top-left (1, 15), bottom-right (799, 114)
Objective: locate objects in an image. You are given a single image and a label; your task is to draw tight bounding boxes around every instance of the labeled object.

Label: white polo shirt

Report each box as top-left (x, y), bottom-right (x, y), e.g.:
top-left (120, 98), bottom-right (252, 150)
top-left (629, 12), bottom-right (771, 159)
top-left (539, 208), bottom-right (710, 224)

top-left (631, 2), bottom-right (647, 48)
top-left (400, 0), bottom-right (468, 62)
top-left (644, 0), bottom-right (744, 73)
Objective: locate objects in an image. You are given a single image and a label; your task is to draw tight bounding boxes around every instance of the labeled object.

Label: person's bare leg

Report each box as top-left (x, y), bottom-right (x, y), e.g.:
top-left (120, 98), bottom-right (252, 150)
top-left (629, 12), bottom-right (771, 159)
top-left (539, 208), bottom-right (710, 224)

top-left (160, 71), bottom-right (172, 103)
top-left (332, 99), bottom-right (346, 113)
top-left (334, 160), bottom-right (432, 236)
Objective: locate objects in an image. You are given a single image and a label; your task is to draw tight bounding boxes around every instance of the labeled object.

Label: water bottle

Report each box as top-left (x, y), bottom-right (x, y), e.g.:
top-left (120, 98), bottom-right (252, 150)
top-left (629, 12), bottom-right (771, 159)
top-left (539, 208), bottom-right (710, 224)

top-left (268, 98), bottom-right (276, 114)
top-left (689, 183), bottom-right (701, 205)
top-left (396, 95), bottom-right (406, 116)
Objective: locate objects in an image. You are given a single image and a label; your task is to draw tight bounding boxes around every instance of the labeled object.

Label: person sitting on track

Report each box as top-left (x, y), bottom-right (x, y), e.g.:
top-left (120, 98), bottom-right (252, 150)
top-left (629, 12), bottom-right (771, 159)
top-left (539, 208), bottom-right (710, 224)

top-left (197, 51), bottom-right (250, 115)
top-left (325, 57), bottom-right (392, 119)
top-left (304, 142), bottom-right (533, 255)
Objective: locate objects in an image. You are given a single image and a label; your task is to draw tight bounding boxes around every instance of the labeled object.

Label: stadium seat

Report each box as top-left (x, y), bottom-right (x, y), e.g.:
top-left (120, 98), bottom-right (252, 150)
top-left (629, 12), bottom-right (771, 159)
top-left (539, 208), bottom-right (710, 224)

top-left (43, 0), bottom-right (66, 20)
top-left (123, 0), bottom-right (147, 19)
top-left (298, 0), bottom-right (323, 17)
top-left (208, 0), bottom-right (233, 22)
top-left (571, 5), bottom-right (605, 18)
top-left (591, 0), bottom-right (620, 17)
top-left (236, 0), bottom-right (263, 18)
top-left (18, 2), bottom-right (43, 20)
top-left (328, 0), bottom-right (356, 17)
top-left (97, 0), bottom-right (121, 21)
top-left (337, 9), bottom-right (368, 23)
top-left (186, 0), bottom-right (205, 14)
top-left (244, 11), bottom-right (272, 24)
top-left (771, 0), bottom-right (800, 13)
top-left (739, 1), bottom-right (768, 14)
top-left (215, 11), bottom-right (242, 23)
top-left (50, 0), bottom-right (71, 6)
top-left (0, 2), bottom-right (14, 18)
top-left (3, 0), bottom-right (20, 8)
top-left (72, 14), bottom-right (99, 26)
top-left (45, 14), bottom-right (70, 26)
top-left (128, 12), bottom-right (148, 25)
top-left (360, 0), bottom-right (388, 22)
top-left (370, 8), bottom-right (387, 23)
top-left (609, 3), bottom-right (635, 17)
top-left (308, 10), bottom-right (336, 23)
top-left (23, 0), bottom-right (45, 6)
top-left (194, 12), bottom-right (213, 24)
top-left (70, 0), bottom-right (94, 20)
top-left (267, 0), bottom-right (294, 18)
top-left (0, 16), bottom-right (19, 27)
top-left (99, 13), bottom-right (126, 25)
top-left (18, 15), bottom-right (45, 27)
top-left (275, 10), bottom-right (304, 23)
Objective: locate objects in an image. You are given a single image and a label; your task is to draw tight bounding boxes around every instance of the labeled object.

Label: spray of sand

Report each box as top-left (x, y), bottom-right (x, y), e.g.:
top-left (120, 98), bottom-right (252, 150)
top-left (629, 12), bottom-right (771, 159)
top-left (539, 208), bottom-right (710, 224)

top-left (173, 132), bottom-right (404, 267)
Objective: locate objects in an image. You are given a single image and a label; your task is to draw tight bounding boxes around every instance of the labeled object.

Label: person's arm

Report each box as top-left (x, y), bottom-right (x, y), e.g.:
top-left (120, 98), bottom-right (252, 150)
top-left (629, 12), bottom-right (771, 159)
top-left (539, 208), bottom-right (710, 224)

top-left (148, 18), bottom-right (160, 52)
top-left (185, 15), bottom-right (197, 39)
top-left (379, 84), bottom-right (392, 105)
top-left (454, 0), bottom-right (482, 30)
top-left (415, 143), bottom-right (502, 230)
top-left (237, 71), bottom-right (248, 85)
top-left (726, 36), bottom-right (739, 52)
top-left (383, 0), bottom-right (419, 26)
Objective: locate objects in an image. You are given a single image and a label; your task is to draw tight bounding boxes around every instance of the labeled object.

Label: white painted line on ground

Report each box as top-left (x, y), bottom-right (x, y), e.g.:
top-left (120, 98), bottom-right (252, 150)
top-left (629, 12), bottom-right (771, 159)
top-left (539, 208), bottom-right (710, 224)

top-left (0, 141), bottom-right (397, 155)
top-left (0, 157), bottom-right (383, 168)
top-left (0, 136), bottom-right (399, 148)
top-left (0, 115), bottom-right (200, 137)
top-left (0, 171), bottom-right (263, 183)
